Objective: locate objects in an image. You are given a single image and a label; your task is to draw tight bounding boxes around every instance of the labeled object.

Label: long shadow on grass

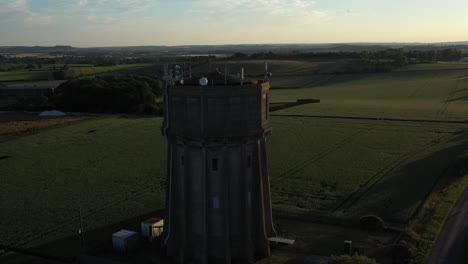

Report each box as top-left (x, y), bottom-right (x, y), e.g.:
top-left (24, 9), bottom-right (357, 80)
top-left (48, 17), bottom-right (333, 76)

top-left (0, 209), bottom-right (166, 264)
top-left (342, 136), bottom-right (466, 224)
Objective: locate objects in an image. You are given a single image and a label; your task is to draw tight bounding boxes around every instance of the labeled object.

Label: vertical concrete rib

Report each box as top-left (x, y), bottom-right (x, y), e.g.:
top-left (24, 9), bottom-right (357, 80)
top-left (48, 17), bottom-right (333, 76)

top-left (202, 146), bottom-right (208, 264)
top-left (261, 137), bottom-right (277, 238)
top-left (241, 143), bottom-right (254, 263)
top-left (256, 138), bottom-right (270, 257)
top-left (223, 145), bottom-right (232, 264)
top-left (180, 144), bottom-right (187, 263)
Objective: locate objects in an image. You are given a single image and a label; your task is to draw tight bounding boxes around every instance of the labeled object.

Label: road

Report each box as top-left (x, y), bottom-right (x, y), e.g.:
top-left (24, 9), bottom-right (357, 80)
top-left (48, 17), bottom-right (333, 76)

top-left (427, 188), bottom-right (468, 264)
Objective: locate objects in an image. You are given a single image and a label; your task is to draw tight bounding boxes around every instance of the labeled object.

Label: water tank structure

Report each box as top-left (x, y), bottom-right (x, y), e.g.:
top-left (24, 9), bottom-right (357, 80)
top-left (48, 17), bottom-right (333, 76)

top-left (161, 71), bottom-right (276, 263)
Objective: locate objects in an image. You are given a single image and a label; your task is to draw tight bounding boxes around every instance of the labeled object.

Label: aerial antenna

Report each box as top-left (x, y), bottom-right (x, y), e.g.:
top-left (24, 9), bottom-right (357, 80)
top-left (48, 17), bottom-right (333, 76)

top-left (241, 67), bottom-right (244, 86)
top-left (174, 65), bottom-right (181, 82)
top-left (264, 61), bottom-right (272, 82)
top-left (209, 55), bottom-right (212, 72)
top-left (183, 62), bottom-right (186, 81)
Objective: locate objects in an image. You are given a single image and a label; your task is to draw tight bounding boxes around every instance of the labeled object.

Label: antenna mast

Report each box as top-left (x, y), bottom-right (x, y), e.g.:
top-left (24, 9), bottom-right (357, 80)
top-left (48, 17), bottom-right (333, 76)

top-left (241, 67), bottom-right (244, 86)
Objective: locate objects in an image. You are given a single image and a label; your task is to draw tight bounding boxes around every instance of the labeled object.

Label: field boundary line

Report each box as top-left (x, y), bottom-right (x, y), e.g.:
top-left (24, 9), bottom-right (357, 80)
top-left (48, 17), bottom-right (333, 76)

top-left (271, 114), bottom-right (468, 124)
top-left (0, 117), bottom-right (105, 144)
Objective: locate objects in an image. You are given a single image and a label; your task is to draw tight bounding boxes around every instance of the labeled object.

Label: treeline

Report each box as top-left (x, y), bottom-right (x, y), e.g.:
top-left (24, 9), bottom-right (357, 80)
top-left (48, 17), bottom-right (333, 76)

top-left (0, 55), bottom-right (147, 69)
top-left (230, 48), bottom-right (465, 62)
top-left (0, 62), bottom-right (43, 72)
top-left (53, 75), bottom-right (163, 113)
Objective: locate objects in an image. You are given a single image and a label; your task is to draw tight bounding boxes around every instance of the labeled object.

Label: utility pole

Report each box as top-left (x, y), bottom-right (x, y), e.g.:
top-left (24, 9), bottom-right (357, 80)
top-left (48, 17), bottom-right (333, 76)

top-left (78, 207), bottom-right (85, 252)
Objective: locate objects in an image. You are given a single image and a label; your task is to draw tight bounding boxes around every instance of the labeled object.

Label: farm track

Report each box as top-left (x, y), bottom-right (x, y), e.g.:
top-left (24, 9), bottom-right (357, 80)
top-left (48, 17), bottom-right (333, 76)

top-left (272, 190), bottom-right (339, 201)
top-left (437, 80), bottom-right (459, 116)
top-left (273, 119), bottom-right (465, 134)
top-left (271, 114), bottom-right (468, 124)
top-left (333, 133), bottom-right (456, 214)
top-left (3, 180), bottom-right (165, 251)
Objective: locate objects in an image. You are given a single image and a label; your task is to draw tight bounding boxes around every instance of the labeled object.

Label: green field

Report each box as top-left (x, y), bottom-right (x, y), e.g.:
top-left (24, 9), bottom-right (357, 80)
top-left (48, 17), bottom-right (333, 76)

top-left (0, 63), bottom-right (155, 83)
top-left (1, 61), bottom-right (467, 261)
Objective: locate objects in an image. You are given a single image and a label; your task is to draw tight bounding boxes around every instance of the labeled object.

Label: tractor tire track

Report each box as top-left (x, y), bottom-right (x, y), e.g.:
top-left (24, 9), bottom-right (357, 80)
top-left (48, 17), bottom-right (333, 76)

top-left (333, 133), bottom-right (455, 214)
top-left (437, 81), bottom-right (459, 115)
top-left (4, 181), bottom-right (164, 250)
top-left (271, 129), bottom-right (367, 185)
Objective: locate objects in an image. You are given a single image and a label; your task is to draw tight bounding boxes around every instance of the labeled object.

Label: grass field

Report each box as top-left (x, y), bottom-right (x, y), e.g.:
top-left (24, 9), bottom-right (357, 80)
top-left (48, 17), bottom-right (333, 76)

top-left (1, 60), bottom-right (467, 261)
top-left (0, 118), bottom-right (167, 258)
top-left (270, 66), bottom-right (468, 122)
top-left (0, 63), bottom-right (155, 83)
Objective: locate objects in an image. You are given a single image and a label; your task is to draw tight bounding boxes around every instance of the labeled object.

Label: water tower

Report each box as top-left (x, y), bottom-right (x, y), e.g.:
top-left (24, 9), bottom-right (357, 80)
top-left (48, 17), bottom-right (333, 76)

top-left (161, 69), bottom-right (276, 263)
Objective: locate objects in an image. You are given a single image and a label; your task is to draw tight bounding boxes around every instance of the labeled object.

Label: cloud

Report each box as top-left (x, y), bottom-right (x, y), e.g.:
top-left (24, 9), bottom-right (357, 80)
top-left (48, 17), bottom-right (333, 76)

top-left (90, 0), bottom-right (158, 13)
top-left (191, 0), bottom-right (327, 24)
top-left (0, 0), bottom-right (53, 25)
top-left (345, 8), bottom-right (360, 17)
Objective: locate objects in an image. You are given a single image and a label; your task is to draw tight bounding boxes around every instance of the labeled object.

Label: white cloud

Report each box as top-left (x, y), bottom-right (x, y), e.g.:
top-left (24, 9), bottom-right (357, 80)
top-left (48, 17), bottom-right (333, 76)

top-left (192, 0), bottom-right (327, 24)
top-left (77, 0), bottom-right (88, 7)
top-left (345, 9), bottom-right (360, 17)
top-left (0, 0), bottom-right (53, 25)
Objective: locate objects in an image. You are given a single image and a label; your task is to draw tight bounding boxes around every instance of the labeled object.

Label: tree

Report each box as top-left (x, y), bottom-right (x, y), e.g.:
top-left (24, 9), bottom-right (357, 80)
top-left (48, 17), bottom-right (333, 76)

top-left (329, 254), bottom-right (379, 264)
top-left (232, 52), bottom-right (248, 58)
top-left (393, 55), bottom-right (408, 67)
top-left (53, 75), bottom-right (162, 114)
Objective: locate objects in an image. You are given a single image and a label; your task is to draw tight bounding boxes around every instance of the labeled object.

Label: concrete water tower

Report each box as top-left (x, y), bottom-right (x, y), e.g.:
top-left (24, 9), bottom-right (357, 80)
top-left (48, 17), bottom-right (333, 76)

top-left (161, 69), bottom-right (276, 263)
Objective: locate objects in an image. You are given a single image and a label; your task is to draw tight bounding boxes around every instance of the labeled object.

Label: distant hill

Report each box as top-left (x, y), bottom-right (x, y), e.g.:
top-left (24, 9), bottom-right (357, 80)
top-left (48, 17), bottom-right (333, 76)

top-left (1, 42), bottom-right (467, 56)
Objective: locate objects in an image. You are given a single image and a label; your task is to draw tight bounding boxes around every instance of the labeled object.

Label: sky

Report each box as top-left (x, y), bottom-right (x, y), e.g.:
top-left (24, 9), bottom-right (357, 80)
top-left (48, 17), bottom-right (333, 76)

top-left (0, 0), bottom-right (467, 47)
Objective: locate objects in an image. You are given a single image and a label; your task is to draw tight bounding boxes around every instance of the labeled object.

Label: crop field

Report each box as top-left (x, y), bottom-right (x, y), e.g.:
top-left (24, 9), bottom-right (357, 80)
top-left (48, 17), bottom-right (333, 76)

top-left (268, 116), bottom-right (466, 221)
top-left (1, 60), bottom-right (467, 261)
top-left (0, 63), bottom-right (155, 83)
top-left (269, 65), bottom-right (468, 122)
top-left (0, 118), bottom-right (167, 258)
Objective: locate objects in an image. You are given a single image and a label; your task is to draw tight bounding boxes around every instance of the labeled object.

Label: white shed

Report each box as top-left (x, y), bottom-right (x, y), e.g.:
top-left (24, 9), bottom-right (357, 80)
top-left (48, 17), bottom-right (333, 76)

top-left (141, 218), bottom-right (164, 242)
top-left (112, 229), bottom-right (139, 252)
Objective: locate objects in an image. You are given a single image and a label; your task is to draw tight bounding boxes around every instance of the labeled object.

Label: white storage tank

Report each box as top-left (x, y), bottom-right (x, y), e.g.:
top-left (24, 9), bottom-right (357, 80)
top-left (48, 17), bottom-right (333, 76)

top-left (112, 229), bottom-right (139, 252)
top-left (141, 218), bottom-right (164, 242)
